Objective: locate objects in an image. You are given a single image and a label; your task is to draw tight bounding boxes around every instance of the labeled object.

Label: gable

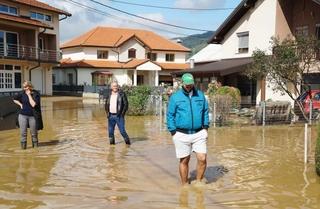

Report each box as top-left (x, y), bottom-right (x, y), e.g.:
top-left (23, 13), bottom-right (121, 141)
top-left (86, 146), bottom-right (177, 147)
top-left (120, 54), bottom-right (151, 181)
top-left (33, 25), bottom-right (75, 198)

top-left (136, 61), bottom-right (161, 71)
top-left (209, 0), bottom-right (258, 44)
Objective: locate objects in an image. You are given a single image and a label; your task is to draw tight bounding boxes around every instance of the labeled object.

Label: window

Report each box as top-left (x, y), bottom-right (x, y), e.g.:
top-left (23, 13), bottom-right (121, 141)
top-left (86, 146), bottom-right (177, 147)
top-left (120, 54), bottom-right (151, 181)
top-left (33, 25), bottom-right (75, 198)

top-left (147, 52), bottom-right (157, 61)
top-left (0, 31), bottom-right (19, 57)
top-left (14, 72), bottom-right (21, 88)
top-left (45, 15), bottom-right (52, 21)
top-left (165, 53), bottom-right (175, 62)
top-left (0, 4), bottom-right (17, 15)
top-left (128, 48), bottom-right (136, 58)
top-left (295, 26), bottom-right (309, 37)
top-left (97, 50), bottom-right (109, 59)
top-left (237, 32), bottom-right (249, 53)
top-left (137, 75), bottom-right (144, 85)
top-left (0, 64), bottom-right (21, 89)
top-left (30, 11), bottom-right (52, 22)
top-left (52, 74), bottom-right (56, 85)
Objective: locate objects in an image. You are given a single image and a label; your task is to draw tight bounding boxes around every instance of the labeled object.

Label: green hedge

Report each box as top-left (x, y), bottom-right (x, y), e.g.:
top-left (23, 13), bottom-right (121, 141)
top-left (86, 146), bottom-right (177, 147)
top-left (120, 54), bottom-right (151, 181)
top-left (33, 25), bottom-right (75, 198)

top-left (122, 85), bottom-right (152, 116)
top-left (316, 125), bottom-right (320, 176)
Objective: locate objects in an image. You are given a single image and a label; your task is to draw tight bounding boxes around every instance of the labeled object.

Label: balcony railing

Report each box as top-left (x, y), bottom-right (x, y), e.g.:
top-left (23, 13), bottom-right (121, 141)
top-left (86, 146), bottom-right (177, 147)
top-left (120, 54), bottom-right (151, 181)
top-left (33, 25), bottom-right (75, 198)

top-left (0, 43), bottom-right (59, 62)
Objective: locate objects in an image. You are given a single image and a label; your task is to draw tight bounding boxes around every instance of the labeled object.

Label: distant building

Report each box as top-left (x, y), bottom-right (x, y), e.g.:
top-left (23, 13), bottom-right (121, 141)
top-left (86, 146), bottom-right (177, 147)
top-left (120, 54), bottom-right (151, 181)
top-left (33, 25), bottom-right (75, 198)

top-left (0, 0), bottom-right (70, 95)
top-left (180, 0), bottom-right (320, 106)
top-left (54, 27), bottom-right (190, 87)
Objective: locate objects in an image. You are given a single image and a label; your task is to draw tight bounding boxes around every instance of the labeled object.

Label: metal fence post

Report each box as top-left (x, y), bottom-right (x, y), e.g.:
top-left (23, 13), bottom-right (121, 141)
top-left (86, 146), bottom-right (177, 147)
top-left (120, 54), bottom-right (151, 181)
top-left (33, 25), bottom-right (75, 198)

top-left (159, 96), bottom-right (162, 129)
top-left (163, 101), bottom-right (167, 125)
top-left (304, 123), bottom-right (308, 164)
top-left (213, 102), bottom-right (216, 128)
top-left (262, 101), bottom-right (266, 126)
top-left (309, 100), bottom-right (312, 125)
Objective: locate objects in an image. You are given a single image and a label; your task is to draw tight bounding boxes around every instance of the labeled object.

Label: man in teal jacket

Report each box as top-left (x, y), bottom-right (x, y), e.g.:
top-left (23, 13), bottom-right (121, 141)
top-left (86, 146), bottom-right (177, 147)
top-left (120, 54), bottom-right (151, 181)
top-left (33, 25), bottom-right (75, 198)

top-left (167, 73), bottom-right (209, 185)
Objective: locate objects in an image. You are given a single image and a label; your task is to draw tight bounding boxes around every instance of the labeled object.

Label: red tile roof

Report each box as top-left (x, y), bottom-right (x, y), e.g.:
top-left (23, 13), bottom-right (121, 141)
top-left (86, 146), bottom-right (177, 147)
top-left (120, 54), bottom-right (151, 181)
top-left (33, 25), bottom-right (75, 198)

top-left (0, 12), bottom-right (53, 29)
top-left (155, 62), bottom-right (189, 71)
top-left (59, 58), bottom-right (122, 69)
top-left (59, 58), bottom-right (188, 71)
top-left (12, 0), bottom-right (71, 16)
top-left (61, 27), bottom-right (190, 52)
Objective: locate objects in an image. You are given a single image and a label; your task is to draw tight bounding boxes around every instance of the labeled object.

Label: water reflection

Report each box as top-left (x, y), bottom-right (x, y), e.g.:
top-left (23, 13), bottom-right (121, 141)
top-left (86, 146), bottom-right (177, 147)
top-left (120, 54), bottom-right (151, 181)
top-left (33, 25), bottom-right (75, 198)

top-left (178, 186), bottom-right (206, 209)
top-left (106, 146), bottom-right (129, 183)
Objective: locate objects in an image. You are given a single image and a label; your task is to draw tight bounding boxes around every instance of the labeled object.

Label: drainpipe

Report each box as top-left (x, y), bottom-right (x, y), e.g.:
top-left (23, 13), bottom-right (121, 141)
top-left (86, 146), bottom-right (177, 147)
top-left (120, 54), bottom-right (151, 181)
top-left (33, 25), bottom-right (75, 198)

top-left (29, 28), bottom-right (46, 81)
top-left (59, 14), bottom-right (70, 21)
top-left (112, 35), bottom-right (123, 62)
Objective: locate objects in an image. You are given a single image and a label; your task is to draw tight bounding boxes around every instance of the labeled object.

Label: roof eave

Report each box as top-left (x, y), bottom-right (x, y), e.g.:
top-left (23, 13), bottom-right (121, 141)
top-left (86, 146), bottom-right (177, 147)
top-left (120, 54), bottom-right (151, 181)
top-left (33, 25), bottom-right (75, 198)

top-left (16, 1), bottom-right (71, 16)
top-left (208, 0), bottom-right (258, 44)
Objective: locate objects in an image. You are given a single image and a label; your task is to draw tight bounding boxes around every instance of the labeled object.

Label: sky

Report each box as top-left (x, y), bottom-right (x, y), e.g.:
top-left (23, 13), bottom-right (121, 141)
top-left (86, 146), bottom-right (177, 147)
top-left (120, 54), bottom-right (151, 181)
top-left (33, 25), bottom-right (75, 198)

top-left (39, 0), bottom-right (242, 43)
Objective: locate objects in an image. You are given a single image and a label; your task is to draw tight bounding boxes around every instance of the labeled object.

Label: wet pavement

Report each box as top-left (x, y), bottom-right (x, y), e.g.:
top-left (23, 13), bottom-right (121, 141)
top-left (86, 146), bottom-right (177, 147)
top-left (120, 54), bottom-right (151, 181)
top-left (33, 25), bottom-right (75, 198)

top-left (0, 97), bottom-right (319, 209)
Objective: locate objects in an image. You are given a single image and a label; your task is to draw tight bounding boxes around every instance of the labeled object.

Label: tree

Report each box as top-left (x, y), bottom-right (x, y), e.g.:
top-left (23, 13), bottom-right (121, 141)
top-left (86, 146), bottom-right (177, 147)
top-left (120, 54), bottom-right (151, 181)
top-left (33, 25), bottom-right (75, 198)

top-left (246, 36), bottom-right (320, 121)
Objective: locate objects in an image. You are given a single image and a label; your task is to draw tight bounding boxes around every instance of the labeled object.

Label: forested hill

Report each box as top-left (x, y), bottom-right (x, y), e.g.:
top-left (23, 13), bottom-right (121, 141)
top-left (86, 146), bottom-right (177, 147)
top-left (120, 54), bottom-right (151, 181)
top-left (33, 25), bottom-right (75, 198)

top-left (172, 31), bottom-right (215, 57)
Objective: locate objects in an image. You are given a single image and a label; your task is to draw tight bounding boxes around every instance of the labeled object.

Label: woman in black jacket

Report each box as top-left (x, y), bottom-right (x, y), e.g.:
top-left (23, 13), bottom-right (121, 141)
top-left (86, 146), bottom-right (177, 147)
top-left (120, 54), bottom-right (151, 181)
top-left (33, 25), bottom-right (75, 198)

top-left (13, 81), bottom-right (43, 149)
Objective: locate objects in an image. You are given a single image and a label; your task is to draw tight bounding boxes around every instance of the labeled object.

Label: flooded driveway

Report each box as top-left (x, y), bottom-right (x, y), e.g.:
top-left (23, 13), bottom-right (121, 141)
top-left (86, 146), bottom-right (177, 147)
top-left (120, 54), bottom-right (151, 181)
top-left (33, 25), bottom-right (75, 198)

top-left (0, 97), bottom-right (319, 208)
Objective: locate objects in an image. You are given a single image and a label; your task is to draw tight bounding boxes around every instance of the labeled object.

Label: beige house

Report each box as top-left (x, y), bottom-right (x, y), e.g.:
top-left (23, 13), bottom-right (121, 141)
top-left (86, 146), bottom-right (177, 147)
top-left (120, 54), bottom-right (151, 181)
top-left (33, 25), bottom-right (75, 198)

top-left (0, 0), bottom-right (70, 95)
top-left (55, 27), bottom-right (190, 87)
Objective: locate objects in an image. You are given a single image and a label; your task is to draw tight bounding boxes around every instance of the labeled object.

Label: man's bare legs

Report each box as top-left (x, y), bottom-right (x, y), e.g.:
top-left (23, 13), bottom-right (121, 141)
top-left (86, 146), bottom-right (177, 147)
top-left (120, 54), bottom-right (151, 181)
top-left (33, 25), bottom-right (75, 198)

top-left (179, 155), bottom-right (191, 185)
top-left (195, 153), bottom-right (207, 181)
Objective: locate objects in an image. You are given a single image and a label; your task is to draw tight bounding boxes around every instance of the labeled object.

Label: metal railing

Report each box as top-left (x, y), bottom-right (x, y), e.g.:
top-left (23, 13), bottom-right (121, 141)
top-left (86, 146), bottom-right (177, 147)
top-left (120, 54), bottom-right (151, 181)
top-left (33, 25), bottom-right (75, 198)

top-left (0, 43), bottom-right (59, 62)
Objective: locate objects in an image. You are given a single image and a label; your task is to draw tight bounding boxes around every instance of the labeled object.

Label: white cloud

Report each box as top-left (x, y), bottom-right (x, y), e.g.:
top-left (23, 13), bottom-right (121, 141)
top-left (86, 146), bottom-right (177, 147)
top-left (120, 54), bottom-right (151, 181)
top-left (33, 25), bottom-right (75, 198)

top-left (174, 0), bottom-right (225, 8)
top-left (38, 0), bottom-right (176, 42)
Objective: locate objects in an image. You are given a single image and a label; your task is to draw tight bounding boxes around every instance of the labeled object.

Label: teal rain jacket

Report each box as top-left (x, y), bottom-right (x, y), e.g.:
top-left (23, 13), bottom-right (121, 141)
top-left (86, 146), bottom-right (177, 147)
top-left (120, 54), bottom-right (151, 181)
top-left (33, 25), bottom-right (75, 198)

top-left (167, 87), bottom-right (209, 134)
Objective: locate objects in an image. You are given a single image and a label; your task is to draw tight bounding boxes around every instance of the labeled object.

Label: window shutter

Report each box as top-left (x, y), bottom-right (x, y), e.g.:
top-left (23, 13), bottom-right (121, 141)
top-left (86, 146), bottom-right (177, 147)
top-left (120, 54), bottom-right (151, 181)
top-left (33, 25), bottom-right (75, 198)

top-left (238, 33), bottom-right (249, 49)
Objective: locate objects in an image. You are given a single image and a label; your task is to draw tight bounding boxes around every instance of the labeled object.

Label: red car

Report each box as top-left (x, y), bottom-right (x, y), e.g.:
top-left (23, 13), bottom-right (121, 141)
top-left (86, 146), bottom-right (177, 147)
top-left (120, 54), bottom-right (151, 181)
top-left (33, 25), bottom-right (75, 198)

top-left (298, 90), bottom-right (320, 115)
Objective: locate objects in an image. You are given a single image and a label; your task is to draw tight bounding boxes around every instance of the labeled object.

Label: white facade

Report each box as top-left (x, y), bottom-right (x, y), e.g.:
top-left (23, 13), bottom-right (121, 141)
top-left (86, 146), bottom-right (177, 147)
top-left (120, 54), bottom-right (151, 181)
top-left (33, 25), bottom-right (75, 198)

top-left (188, 44), bottom-right (222, 63)
top-left (220, 0), bottom-right (277, 59)
top-left (57, 35), bottom-right (188, 87)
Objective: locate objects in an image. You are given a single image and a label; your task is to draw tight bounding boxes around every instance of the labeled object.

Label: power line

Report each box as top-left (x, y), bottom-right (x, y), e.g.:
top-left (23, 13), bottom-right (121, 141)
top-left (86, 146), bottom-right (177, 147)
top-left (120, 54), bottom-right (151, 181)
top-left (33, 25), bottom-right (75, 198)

top-left (62, 0), bottom-right (191, 36)
top-left (107, 0), bottom-right (235, 11)
top-left (89, 0), bottom-right (211, 32)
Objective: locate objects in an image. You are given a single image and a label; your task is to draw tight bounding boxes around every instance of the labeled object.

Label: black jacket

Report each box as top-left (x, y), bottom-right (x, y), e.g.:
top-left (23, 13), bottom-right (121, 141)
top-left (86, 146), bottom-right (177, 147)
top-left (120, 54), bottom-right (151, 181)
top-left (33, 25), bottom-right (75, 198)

top-left (104, 90), bottom-right (128, 117)
top-left (14, 90), bottom-right (43, 130)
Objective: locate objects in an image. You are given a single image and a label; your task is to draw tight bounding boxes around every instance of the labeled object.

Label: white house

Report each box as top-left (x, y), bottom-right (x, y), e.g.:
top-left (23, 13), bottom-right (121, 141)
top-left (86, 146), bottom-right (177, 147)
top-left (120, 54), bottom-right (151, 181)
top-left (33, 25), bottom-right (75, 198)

top-left (0, 0), bottom-right (70, 95)
top-left (182, 0), bottom-right (320, 106)
top-left (54, 27), bottom-right (190, 87)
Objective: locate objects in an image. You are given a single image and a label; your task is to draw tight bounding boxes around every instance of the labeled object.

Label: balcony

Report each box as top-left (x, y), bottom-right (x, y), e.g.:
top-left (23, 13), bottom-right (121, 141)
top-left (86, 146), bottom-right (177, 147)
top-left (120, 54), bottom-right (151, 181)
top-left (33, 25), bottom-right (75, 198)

top-left (0, 43), bottom-right (59, 62)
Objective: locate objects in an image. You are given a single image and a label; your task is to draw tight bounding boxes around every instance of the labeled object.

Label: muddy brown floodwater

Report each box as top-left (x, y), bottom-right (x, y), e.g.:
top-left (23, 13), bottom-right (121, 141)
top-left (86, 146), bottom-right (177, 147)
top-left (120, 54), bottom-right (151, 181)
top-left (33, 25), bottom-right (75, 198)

top-left (0, 97), bottom-right (319, 209)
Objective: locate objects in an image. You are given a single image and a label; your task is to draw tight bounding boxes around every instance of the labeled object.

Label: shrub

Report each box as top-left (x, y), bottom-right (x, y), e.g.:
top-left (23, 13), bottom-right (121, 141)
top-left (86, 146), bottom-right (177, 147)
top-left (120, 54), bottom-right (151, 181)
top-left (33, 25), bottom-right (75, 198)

top-left (207, 84), bottom-right (241, 125)
top-left (122, 85), bottom-right (152, 116)
top-left (316, 125), bottom-right (320, 176)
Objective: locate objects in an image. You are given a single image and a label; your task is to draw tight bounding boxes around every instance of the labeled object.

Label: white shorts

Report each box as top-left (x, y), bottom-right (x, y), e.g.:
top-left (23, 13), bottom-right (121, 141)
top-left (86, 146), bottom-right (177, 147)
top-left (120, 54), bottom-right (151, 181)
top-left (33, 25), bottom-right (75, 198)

top-left (172, 129), bottom-right (208, 158)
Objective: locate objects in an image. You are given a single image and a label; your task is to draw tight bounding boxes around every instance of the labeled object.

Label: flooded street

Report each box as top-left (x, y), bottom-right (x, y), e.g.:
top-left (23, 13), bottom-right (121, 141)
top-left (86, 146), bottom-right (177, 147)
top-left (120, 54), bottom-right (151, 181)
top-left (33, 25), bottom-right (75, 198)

top-left (0, 97), bottom-right (319, 209)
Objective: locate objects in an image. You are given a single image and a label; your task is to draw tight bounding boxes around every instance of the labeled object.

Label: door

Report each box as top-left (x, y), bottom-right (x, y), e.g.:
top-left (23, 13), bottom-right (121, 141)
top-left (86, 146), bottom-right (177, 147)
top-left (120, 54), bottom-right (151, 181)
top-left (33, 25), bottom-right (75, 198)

top-left (68, 73), bottom-right (73, 85)
top-left (6, 32), bottom-right (18, 57)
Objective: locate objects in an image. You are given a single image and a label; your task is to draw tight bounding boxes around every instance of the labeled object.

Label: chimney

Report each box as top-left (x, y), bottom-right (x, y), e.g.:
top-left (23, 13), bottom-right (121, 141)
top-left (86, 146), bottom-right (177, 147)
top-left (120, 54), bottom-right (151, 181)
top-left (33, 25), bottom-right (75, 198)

top-left (189, 59), bottom-right (194, 69)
